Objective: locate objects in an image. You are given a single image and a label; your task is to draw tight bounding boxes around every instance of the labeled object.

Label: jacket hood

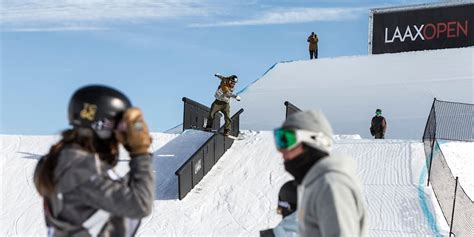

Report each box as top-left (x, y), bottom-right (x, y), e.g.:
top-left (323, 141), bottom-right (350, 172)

top-left (302, 154), bottom-right (358, 187)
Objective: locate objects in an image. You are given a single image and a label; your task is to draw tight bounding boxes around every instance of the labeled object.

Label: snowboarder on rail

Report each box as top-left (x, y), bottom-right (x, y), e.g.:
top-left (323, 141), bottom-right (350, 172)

top-left (205, 73), bottom-right (241, 136)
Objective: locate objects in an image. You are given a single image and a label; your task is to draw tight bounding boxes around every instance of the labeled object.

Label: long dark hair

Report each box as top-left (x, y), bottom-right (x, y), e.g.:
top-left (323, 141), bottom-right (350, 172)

top-left (35, 128), bottom-right (119, 197)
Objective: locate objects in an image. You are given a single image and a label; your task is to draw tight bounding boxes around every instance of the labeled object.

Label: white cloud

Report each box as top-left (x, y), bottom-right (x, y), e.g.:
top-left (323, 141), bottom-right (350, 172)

top-left (0, 1), bottom-right (368, 31)
top-left (189, 7), bottom-right (366, 27)
top-left (2, 26), bottom-right (109, 32)
top-left (1, 0), bottom-right (214, 31)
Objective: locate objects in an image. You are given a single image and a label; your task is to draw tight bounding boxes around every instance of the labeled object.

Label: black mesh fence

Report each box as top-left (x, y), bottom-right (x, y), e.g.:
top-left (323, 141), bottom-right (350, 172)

top-left (429, 141), bottom-right (456, 227)
top-left (423, 101), bottom-right (436, 173)
top-left (452, 182), bottom-right (474, 236)
top-left (432, 100), bottom-right (474, 141)
top-left (423, 98), bottom-right (474, 236)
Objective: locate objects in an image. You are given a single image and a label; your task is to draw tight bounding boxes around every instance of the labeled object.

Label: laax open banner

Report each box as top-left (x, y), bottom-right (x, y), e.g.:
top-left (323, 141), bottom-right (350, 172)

top-left (370, 3), bottom-right (474, 54)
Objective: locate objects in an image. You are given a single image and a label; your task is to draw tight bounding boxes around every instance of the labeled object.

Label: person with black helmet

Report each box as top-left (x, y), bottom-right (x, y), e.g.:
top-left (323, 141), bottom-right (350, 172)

top-left (370, 108), bottom-right (387, 139)
top-left (274, 110), bottom-right (367, 237)
top-left (205, 73), bottom-right (241, 136)
top-left (33, 85), bottom-right (153, 236)
top-left (260, 180), bottom-right (298, 237)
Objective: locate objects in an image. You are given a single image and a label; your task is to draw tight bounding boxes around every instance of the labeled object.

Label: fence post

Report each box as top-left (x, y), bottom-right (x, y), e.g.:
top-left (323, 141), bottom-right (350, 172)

top-left (449, 177), bottom-right (459, 236)
top-left (426, 98), bottom-right (437, 186)
top-left (427, 139), bottom-right (435, 186)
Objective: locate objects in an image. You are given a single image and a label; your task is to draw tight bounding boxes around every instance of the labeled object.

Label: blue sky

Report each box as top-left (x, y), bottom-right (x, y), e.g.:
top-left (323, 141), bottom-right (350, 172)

top-left (0, 0), bottom-right (437, 135)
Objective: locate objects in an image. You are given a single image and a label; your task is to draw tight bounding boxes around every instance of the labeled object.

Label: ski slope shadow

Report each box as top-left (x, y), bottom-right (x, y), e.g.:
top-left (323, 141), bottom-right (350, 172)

top-left (152, 129), bottom-right (213, 200)
top-left (17, 151), bottom-right (43, 160)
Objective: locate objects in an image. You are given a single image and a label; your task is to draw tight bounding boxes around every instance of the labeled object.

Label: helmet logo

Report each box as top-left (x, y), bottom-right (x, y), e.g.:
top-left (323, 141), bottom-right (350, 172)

top-left (80, 103), bottom-right (97, 121)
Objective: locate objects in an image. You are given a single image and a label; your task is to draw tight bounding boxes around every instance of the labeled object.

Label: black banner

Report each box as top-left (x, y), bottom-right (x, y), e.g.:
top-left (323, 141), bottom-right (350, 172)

top-left (372, 4), bottom-right (474, 54)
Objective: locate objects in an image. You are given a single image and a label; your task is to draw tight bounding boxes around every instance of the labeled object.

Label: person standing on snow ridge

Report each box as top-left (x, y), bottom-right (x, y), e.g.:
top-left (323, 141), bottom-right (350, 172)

top-left (34, 85), bottom-right (154, 236)
top-left (205, 73), bottom-right (241, 136)
top-left (274, 110), bottom-right (367, 237)
top-left (307, 32), bottom-right (319, 59)
top-left (260, 180), bottom-right (299, 237)
top-left (370, 108), bottom-right (387, 139)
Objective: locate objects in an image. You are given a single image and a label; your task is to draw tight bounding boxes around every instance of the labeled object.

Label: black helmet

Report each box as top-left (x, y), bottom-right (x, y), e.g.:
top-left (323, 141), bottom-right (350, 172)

top-left (68, 85), bottom-right (132, 129)
top-left (376, 108), bottom-right (382, 113)
top-left (229, 75), bottom-right (238, 83)
top-left (277, 180), bottom-right (297, 217)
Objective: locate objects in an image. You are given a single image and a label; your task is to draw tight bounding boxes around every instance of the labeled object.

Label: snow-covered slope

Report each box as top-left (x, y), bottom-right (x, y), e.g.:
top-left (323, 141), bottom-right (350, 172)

top-left (4, 132), bottom-right (473, 236)
top-left (236, 47), bottom-right (473, 139)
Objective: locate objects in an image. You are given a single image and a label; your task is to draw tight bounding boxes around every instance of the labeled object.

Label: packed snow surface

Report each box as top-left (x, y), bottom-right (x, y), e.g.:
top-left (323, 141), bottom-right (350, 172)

top-left (236, 47), bottom-right (473, 139)
top-left (439, 140), bottom-right (474, 199)
top-left (2, 131), bottom-right (473, 236)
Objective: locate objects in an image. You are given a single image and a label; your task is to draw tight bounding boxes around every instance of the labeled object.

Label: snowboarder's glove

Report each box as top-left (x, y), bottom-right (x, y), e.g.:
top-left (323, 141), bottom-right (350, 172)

top-left (214, 73), bottom-right (222, 78)
top-left (115, 108), bottom-right (152, 157)
top-left (235, 95), bottom-right (241, 101)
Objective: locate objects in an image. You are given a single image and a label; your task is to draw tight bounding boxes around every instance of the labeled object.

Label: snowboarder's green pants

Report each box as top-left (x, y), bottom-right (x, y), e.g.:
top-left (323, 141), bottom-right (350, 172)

top-left (206, 100), bottom-right (231, 131)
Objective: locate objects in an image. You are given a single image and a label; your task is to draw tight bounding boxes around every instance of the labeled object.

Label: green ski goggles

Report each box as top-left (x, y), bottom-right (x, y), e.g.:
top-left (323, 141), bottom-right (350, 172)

top-left (274, 128), bottom-right (331, 151)
top-left (274, 128), bottom-right (298, 150)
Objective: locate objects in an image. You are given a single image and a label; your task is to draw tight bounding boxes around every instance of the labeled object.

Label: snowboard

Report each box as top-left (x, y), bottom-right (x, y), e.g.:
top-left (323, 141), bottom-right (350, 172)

top-left (204, 129), bottom-right (242, 140)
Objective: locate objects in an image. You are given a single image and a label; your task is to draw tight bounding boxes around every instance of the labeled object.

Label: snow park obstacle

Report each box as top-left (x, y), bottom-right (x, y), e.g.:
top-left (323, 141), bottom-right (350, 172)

top-left (176, 97), bottom-right (244, 199)
top-left (284, 101), bottom-right (302, 119)
top-left (182, 97), bottom-right (222, 131)
top-left (423, 98), bottom-right (474, 236)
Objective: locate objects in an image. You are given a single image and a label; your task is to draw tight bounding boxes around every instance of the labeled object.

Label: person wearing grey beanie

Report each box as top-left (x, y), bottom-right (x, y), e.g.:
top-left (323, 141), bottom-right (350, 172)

top-left (274, 110), bottom-right (367, 237)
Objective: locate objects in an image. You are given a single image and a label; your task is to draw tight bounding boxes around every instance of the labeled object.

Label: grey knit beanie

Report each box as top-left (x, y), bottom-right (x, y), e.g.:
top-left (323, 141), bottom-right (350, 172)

top-left (282, 110), bottom-right (333, 153)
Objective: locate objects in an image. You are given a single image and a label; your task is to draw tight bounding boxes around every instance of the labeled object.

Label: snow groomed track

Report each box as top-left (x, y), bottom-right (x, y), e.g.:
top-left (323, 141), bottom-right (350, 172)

top-left (0, 131), bottom-right (448, 236)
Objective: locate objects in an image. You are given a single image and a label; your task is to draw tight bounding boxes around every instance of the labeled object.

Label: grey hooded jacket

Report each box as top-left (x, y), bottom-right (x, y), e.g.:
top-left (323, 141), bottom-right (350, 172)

top-left (34, 145), bottom-right (154, 236)
top-left (298, 154), bottom-right (367, 237)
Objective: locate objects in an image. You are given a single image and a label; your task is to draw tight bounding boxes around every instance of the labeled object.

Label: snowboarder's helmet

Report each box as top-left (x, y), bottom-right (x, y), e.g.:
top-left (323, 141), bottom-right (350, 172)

top-left (376, 109), bottom-right (382, 115)
top-left (68, 85), bottom-right (132, 129)
top-left (279, 110), bottom-right (333, 154)
top-left (229, 75), bottom-right (238, 83)
top-left (277, 180), bottom-right (297, 217)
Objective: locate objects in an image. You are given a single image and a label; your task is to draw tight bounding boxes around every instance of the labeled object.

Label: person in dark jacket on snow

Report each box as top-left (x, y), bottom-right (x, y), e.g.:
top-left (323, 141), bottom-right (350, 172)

top-left (370, 108), bottom-right (387, 139)
top-left (34, 85), bottom-right (154, 237)
top-left (274, 110), bottom-right (367, 237)
top-left (307, 32), bottom-right (319, 59)
top-left (260, 180), bottom-right (299, 237)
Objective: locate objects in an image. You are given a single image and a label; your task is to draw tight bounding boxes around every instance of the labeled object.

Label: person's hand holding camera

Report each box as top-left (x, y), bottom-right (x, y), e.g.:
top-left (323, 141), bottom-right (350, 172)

top-left (115, 108), bottom-right (152, 157)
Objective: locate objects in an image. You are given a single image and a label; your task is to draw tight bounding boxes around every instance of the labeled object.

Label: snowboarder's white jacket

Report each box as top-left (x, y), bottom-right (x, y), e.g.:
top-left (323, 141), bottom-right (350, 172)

top-left (214, 75), bottom-right (238, 103)
top-left (298, 154), bottom-right (367, 237)
top-left (34, 145), bottom-right (154, 237)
